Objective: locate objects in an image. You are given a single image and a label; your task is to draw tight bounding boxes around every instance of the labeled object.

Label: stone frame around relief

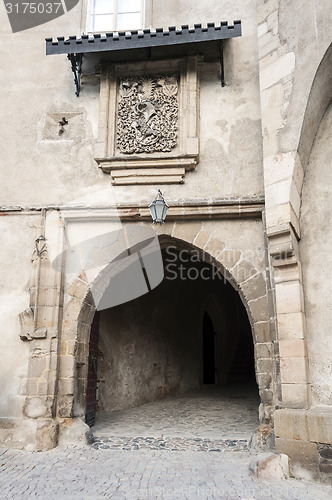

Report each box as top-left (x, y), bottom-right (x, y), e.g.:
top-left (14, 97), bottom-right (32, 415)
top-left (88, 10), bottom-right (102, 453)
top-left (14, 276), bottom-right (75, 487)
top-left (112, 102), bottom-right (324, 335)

top-left (94, 56), bottom-right (201, 185)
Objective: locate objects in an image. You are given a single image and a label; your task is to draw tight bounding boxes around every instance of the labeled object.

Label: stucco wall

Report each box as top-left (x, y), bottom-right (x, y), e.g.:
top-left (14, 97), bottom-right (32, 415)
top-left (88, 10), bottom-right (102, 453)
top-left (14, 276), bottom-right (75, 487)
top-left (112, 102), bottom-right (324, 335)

top-left (0, 0), bottom-right (263, 207)
top-left (0, 0), bottom-right (265, 418)
top-left (5, 0), bottom-right (332, 466)
top-left (300, 103), bottom-right (332, 406)
top-left (0, 215), bottom-right (36, 418)
top-left (277, 0), bottom-right (331, 155)
top-left (257, 0), bottom-right (331, 158)
top-left (0, 0), bottom-right (266, 420)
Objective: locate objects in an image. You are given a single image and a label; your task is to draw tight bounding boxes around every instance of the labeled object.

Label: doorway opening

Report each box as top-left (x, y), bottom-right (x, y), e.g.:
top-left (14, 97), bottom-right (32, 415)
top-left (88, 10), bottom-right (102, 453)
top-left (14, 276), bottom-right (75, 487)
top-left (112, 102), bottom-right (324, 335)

top-left (85, 311), bottom-right (100, 427)
top-left (85, 241), bottom-right (259, 441)
top-left (203, 312), bottom-right (215, 384)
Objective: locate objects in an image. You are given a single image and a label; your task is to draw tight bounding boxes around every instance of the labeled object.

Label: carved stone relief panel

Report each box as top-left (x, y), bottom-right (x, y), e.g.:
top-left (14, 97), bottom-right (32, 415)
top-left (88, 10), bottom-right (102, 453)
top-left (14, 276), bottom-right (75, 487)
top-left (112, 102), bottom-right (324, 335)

top-left (117, 74), bottom-right (178, 154)
top-left (94, 57), bottom-right (201, 185)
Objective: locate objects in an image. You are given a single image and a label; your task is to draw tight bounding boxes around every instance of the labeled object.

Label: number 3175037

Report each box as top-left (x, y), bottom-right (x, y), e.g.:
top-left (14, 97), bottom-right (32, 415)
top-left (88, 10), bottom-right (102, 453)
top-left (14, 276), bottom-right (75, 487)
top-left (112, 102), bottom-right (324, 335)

top-left (5, 3), bottom-right (62, 14)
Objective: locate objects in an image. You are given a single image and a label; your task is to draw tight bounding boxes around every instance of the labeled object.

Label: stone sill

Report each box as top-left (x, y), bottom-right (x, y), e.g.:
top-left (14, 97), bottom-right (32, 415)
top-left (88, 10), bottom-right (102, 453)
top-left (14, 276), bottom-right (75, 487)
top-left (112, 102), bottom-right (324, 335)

top-left (97, 155), bottom-right (198, 185)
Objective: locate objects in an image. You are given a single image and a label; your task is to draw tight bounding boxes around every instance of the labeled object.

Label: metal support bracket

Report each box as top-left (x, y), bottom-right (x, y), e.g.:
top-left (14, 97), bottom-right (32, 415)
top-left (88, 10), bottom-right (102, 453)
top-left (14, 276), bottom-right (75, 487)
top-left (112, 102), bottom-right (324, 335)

top-left (67, 53), bottom-right (82, 96)
top-left (219, 41), bottom-right (225, 87)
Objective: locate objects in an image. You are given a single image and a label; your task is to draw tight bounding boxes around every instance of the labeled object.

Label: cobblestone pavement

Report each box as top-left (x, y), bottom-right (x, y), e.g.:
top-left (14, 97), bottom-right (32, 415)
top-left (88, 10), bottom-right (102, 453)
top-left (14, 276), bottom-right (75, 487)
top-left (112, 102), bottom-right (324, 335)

top-left (1, 387), bottom-right (331, 499)
top-left (93, 385), bottom-right (260, 442)
top-left (1, 446), bottom-right (331, 500)
top-left (92, 435), bottom-right (249, 452)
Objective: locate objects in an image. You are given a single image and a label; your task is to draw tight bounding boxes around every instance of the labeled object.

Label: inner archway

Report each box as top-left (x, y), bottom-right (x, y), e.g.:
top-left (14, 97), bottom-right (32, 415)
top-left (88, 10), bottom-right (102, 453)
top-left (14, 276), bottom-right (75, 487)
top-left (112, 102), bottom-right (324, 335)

top-left (203, 311), bottom-right (216, 384)
top-left (87, 239), bottom-right (259, 444)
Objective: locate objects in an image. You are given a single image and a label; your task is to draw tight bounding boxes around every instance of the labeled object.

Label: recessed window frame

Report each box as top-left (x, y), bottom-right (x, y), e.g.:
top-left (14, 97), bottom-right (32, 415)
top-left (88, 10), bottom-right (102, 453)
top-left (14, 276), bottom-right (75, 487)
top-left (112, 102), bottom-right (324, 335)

top-left (87, 0), bottom-right (146, 33)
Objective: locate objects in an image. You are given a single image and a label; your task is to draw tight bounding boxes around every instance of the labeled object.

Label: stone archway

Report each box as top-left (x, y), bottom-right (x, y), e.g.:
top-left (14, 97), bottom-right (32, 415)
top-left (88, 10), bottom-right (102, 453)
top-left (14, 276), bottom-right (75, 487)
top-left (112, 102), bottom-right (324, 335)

top-left (298, 44), bottom-right (332, 408)
top-left (272, 44), bottom-right (332, 481)
top-left (262, 44), bottom-right (332, 414)
top-left (57, 225), bottom-right (276, 443)
top-left (300, 101), bottom-right (332, 406)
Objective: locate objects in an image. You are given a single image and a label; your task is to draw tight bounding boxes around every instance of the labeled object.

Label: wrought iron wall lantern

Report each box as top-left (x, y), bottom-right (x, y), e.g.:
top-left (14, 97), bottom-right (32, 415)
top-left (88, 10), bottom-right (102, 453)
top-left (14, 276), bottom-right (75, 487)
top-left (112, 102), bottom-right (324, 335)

top-left (148, 190), bottom-right (169, 224)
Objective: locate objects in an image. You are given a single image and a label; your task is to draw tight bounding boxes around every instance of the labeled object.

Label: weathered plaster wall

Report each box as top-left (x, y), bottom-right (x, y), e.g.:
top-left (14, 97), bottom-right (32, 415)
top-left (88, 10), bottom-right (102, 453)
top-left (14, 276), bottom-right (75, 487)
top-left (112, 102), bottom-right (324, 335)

top-left (0, 215), bottom-right (36, 418)
top-left (300, 103), bottom-right (332, 406)
top-left (0, 0), bottom-right (264, 437)
top-left (0, 0), bottom-right (294, 455)
top-left (258, 0), bottom-right (331, 243)
top-left (277, 0), bottom-right (331, 154)
top-left (0, 2), bottom-right (102, 207)
top-left (150, 0), bottom-right (264, 199)
top-left (258, 0), bottom-right (331, 158)
top-left (0, 0), bottom-right (263, 207)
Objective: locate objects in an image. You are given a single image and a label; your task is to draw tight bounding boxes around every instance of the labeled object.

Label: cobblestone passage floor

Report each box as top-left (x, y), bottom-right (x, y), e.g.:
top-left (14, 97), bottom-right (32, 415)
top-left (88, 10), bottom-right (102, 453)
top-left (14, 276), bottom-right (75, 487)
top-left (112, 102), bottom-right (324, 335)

top-left (93, 384), bottom-right (260, 444)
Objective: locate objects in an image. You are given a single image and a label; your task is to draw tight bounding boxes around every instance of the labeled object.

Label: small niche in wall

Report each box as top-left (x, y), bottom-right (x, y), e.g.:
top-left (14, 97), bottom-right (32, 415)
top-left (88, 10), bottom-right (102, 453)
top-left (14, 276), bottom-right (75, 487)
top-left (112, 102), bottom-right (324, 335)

top-left (40, 112), bottom-right (84, 141)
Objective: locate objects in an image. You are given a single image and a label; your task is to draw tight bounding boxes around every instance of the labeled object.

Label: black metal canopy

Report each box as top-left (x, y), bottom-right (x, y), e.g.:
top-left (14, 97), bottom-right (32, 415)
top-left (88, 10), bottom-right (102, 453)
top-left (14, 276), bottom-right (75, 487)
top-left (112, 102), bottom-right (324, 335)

top-left (45, 21), bottom-right (242, 96)
top-left (46, 22), bottom-right (241, 56)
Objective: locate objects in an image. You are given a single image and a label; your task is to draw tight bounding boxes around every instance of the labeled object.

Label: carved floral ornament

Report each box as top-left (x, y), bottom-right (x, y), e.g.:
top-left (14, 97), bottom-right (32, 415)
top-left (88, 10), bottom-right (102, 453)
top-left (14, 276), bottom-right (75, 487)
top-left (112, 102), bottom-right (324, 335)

top-left (117, 74), bottom-right (179, 154)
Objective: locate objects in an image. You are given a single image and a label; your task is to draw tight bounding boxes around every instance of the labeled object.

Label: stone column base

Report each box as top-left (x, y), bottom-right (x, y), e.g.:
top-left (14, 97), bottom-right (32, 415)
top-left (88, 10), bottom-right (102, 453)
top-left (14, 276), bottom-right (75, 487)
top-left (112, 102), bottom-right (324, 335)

top-left (275, 408), bottom-right (332, 483)
top-left (0, 418), bottom-right (59, 452)
top-left (58, 418), bottom-right (94, 447)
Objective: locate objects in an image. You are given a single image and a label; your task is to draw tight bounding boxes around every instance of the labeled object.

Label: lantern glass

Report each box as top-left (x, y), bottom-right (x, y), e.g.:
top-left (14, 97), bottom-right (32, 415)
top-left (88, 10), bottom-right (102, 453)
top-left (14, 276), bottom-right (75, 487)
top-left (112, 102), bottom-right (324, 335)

top-left (162, 203), bottom-right (169, 220)
top-left (148, 190), bottom-right (169, 224)
top-left (148, 202), bottom-right (157, 222)
top-left (155, 200), bottom-right (165, 222)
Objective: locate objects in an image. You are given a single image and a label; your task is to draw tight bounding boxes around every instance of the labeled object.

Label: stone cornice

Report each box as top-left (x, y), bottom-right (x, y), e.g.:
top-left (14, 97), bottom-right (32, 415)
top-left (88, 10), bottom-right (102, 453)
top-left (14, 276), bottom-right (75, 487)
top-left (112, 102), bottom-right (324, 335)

top-left (0, 198), bottom-right (264, 220)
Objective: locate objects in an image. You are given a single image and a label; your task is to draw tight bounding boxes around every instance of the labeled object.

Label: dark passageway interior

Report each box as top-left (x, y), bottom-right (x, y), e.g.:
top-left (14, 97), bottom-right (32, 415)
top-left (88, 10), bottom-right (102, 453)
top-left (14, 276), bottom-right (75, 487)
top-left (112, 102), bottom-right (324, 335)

top-left (203, 312), bottom-right (216, 384)
top-left (86, 243), bottom-right (259, 438)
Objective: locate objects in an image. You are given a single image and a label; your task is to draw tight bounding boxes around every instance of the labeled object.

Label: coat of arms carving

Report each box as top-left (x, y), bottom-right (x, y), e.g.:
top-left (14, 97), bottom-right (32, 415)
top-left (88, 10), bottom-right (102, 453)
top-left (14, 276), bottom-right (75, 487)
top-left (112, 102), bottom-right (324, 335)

top-left (117, 74), bottom-right (179, 154)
